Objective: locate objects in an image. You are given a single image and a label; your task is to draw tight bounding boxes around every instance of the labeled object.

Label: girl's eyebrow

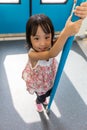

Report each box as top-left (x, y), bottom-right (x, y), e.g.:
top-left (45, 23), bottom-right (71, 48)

top-left (46, 33), bottom-right (51, 36)
top-left (33, 34), bottom-right (39, 37)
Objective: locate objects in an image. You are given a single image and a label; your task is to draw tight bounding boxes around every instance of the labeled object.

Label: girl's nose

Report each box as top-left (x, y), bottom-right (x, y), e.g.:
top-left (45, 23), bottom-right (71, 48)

top-left (40, 40), bottom-right (45, 46)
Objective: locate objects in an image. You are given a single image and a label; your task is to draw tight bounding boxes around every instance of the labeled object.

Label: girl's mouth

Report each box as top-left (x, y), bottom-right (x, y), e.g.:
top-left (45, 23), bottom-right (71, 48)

top-left (39, 47), bottom-right (47, 51)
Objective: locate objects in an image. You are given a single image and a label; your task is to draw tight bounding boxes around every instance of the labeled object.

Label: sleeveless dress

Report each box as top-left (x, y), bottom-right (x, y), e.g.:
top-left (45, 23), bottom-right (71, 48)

top-left (22, 50), bottom-right (58, 96)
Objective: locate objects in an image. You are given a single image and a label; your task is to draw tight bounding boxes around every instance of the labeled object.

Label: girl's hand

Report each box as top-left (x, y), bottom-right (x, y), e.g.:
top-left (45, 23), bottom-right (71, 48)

top-left (64, 16), bottom-right (83, 37)
top-left (74, 2), bottom-right (87, 19)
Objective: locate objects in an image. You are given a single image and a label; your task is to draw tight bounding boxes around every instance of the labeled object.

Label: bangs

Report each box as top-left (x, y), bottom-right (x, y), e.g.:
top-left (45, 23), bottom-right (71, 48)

top-left (31, 24), bottom-right (38, 36)
top-left (40, 22), bottom-right (51, 34)
top-left (31, 22), bottom-right (51, 36)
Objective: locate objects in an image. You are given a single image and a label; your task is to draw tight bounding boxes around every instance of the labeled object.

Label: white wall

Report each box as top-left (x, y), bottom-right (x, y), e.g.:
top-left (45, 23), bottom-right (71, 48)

top-left (76, 17), bottom-right (87, 36)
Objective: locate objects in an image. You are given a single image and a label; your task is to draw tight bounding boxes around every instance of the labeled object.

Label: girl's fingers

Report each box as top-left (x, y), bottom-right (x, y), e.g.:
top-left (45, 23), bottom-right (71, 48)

top-left (80, 2), bottom-right (87, 7)
top-left (73, 2), bottom-right (87, 19)
top-left (74, 10), bottom-right (87, 19)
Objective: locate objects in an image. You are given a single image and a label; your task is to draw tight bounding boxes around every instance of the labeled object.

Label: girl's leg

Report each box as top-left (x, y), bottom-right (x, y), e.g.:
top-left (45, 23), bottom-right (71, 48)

top-left (36, 89), bottom-right (52, 104)
top-left (35, 93), bottom-right (45, 112)
top-left (35, 89), bottom-right (52, 112)
top-left (36, 94), bottom-right (46, 104)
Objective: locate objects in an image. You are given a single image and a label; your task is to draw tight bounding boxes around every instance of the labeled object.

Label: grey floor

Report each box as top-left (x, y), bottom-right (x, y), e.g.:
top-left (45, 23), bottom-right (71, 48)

top-left (0, 39), bottom-right (87, 130)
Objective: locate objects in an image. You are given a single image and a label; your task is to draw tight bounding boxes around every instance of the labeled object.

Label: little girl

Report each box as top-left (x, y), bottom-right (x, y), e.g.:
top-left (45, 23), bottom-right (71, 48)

top-left (22, 14), bottom-right (82, 112)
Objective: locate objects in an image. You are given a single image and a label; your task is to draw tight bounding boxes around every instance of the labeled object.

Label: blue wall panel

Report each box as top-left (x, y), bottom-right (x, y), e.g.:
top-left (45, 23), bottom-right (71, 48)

top-left (32, 0), bottom-right (73, 31)
top-left (0, 0), bottom-right (74, 34)
top-left (0, 0), bottom-right (29, 34)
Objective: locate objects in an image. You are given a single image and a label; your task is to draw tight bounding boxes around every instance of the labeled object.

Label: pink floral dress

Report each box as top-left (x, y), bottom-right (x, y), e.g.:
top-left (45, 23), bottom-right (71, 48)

top-left (22, 52), bottom-right (57, 96)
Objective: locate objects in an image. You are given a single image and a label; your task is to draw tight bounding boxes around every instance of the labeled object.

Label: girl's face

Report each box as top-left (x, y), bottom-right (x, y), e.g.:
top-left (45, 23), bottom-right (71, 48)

top-left (30, 26), bottom-right (52, 52)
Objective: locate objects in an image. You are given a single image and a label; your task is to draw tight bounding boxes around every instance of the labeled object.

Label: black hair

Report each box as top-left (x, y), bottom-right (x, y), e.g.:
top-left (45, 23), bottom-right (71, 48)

top-left (26, 14), bottom-right (54, 49)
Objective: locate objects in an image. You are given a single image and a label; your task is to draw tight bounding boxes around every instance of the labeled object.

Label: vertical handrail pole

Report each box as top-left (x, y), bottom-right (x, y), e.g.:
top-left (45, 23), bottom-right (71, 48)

top-left (47, 0), bottom-right (86, 111)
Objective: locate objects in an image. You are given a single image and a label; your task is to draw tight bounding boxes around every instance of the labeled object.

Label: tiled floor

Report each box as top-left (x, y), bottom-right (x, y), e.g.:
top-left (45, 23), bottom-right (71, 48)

top-left (0, 40), bottom-right (87, 130)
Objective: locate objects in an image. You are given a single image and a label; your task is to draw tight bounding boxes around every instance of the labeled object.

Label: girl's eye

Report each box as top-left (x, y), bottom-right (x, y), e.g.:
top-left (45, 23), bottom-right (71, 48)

top-left (34, 37), bottom-right (39, 40)
top-left (45, 36), bottom-right (50, 39)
